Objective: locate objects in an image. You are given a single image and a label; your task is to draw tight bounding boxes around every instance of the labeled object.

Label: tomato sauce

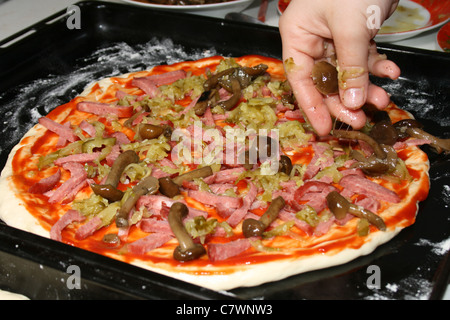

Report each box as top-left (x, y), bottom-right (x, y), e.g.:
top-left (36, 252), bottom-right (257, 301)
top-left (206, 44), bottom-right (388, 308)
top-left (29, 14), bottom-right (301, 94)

top-left (6, 55), bottom-right (431, 275)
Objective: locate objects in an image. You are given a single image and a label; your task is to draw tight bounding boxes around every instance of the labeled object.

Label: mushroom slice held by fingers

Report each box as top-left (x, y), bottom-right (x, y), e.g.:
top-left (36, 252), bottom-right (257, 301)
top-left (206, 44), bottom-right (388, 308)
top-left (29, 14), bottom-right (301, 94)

top-left (311, 60), bottom-right (339, 95)
top-left (168, 202), bottom-right (206, 262)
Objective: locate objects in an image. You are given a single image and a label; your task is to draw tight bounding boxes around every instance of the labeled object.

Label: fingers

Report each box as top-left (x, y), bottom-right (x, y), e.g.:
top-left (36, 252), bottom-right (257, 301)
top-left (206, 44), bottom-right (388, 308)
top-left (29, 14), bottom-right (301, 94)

top-left (283, 54), bottom-right (333, 136)
top-left (367, 41), bottom-right (401, 80)
top-left (324, 83), bottom-right (391, 130)
top-left (324, 95), bottom-right (367, 130)
top-left (366, 84), bottom-right (391, 109)
top-left (330, 19), bottom-right (373, 110)
top-left (280, 15), bottom-right (333, 136)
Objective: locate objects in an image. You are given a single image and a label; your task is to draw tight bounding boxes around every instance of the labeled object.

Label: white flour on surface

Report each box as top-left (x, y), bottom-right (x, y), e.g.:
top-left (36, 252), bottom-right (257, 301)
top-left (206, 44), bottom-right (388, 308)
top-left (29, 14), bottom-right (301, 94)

top-left (415, 238), bottom-right (450, 256)
top-left (381, 78), bottom-right (450, 128)
top-left (365, 277), bottom-right (434, 300)
top-left (363, 237), bottom-right (450, 300)
top-left (443, 185), bottom-right (450, 209)
top-left (0, 38), bottom-right (218, 157)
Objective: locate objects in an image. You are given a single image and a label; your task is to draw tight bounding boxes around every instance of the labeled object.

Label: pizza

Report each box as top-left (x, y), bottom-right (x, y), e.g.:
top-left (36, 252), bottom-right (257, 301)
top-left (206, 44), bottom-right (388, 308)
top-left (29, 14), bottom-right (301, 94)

top-left (0, 55), bottom-right (433, 291)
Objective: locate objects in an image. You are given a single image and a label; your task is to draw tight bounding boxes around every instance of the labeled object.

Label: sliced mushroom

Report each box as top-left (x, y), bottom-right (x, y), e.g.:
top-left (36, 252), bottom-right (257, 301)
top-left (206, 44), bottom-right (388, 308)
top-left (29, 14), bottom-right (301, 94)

top-left (278, 155), bottom-right (293, 175)
top-left (351, 144), bottom-right (398, 176)
top-left (115, 176), bottom-right (159, 228)
top-left (326, 191), bottom-right (386, 231)
top-left (311, 61), bottom-right (339, 95)
top-left (203, 68), bottom-right (236, 91)
top-left (159, 166), bottom-right (213, 198)
top-left (369, 120), bottom-right (399, 146)
top-left (138, 123), bottom-right (164, 140)
top-left (242, 196), bottom-right (285, 238)
top-left (168, 202), bottom-right (206, 262)
top-left (199, 64), bottom-right (269, 112)
top-left (241, 64), bottom-right (269, 78)
top-left (91, 150), bottom-right (140, 202)
top-left (393, 119), bottom-right (423, 139)
top-left (325, 191), bottom-right (349, 220)
top-left (102, 233), bottom-right (120, 247)
top-left (216, 77), bottom-right (242, 111)
top-left (333, 129), bottom-right (387, 160)
top-left (193, 89), bottom-right (216, 116)
top-left (405, 127), bottom-right (450, 154)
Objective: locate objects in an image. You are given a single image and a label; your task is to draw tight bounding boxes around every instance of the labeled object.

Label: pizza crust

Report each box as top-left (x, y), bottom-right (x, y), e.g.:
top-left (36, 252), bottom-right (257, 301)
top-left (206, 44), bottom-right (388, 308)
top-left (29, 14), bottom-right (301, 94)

top-left (0, 126), bottom-right (49, 238)
top-left (0, 56), bottom-right (430, 291)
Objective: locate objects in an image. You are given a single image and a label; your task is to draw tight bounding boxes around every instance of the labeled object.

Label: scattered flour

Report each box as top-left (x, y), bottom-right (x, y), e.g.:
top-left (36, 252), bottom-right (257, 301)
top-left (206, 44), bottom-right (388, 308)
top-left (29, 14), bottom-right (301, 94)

top-left (363, 238), bottom-right (450, 300)
top-left (381, 78), bottom-right (450, 128)
top-left (443, 185), bottom-right (450, 209)
top-left (416, 238), bottom-right (450, 256)
top-left (0, 38), bottom-right (218, 157)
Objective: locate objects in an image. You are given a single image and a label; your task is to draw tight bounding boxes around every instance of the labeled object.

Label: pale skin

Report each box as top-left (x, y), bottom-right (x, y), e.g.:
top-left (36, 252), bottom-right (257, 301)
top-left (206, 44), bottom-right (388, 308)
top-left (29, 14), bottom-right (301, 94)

top-left (279, 0), bottom-right (401, 136)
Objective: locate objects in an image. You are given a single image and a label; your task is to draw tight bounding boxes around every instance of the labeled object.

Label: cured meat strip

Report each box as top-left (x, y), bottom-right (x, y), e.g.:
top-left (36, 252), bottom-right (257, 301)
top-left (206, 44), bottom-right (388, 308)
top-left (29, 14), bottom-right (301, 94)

top-left (203, 167), bottom-right (246, 184)
top-left (291, 180), bottom-right (337, 212)
top-left (131, 70), bottom-right (187, 98)
top-left (137, 195), bottom-right (208, 219)
top-left (79, 120), bottom-right (97, 137)
top-left (28, 169), bottom-right (61, 194)
top-left (188, 190), bottom-right (242, 209)
top-left (138, 218), bottom-right (174, 236)
top-left (54, 152), bottom-right (102, 166)
top-left (50, 209), bottom-right (85, 241)
top-left (207, 238), bottom-right (251, 262)
top-left (136, 70), bottom-right (187, 86)
top-left (48, 162), bottom-right (87, 204)
top-left (131, 78), bottom-right (159, 97)
top-left (38, 117), bottom-right (77, 143)
top-left (303, 143), bottom-right (334, 180)
top-left (278, 209), bottom-right (314, 235)
top-left (339, 174), bottom-right (400, 203)
top-left (127, 233), bottom-right (173, 255)
top-left (226, 182), bottom-right (257, 227)
top-left (75, 216), bottom-right (102, 240)
top-left (77, 101), bottom-right (133, 118)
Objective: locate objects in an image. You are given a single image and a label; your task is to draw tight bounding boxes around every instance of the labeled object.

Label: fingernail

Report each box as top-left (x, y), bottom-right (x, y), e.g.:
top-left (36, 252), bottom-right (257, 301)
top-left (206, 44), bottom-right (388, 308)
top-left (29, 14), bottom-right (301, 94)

top-left (343, 88), bottom-right (365, 109)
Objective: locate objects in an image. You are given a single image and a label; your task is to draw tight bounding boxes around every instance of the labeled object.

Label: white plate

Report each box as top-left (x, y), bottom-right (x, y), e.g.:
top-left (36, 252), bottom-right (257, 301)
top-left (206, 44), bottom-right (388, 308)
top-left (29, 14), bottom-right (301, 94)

top-left (120, 0), bottom-right (255, 19)
top-left (375, 0), bottom-right (449, 43)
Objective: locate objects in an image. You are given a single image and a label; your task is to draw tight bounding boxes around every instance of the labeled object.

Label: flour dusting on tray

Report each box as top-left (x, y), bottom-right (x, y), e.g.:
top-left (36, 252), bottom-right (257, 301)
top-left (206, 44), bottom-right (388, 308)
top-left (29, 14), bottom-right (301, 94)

top-left (0, 38), bottom-right (217, 157)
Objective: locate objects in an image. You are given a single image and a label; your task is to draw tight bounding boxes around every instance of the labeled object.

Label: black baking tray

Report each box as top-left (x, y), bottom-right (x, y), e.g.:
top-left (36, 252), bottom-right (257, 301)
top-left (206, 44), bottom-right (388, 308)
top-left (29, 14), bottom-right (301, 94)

top-left (0, 1), bottom-right (449, 300)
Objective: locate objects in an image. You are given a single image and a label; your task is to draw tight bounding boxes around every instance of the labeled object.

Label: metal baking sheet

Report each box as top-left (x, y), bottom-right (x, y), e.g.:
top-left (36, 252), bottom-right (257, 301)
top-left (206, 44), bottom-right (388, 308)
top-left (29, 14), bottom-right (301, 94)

top-left (0, 1), bottom-right (449, 300)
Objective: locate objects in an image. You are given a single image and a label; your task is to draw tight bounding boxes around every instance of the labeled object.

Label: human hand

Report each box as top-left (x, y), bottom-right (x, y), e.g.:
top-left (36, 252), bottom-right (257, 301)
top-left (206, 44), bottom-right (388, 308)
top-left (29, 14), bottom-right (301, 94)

top-left (279, 0), bottom-right (401, 136)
